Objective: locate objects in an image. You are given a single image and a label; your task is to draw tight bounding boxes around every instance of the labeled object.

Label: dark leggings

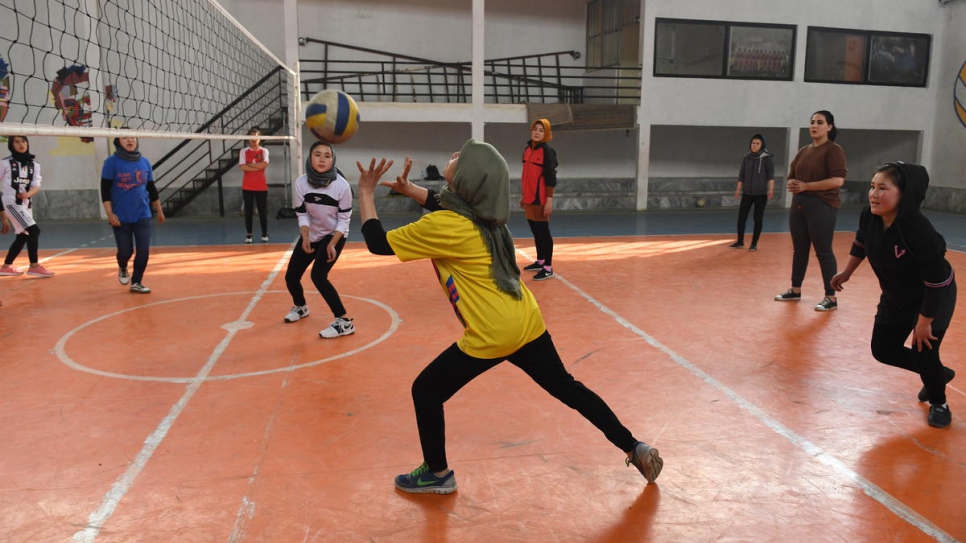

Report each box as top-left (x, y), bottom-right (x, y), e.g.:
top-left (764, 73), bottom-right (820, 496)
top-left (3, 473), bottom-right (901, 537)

top-left (412, 331), bottom-right (637, 472)
top-left (869, 283), bottom-right (956, 405)
top-left (284, 234), bottom-right (347, 317)
top-left (4, 224), bottom-right (41, 265)
top-left (243, 190), bottom-right (268, 236)
top-left (736, 194), bottom-right (767, 245)
top-left (789, 194), bottom-right (838, 296)
top-left (113, 218), bottom-right (152, 285)
top-left (527, 220), bottom-right (553, 267)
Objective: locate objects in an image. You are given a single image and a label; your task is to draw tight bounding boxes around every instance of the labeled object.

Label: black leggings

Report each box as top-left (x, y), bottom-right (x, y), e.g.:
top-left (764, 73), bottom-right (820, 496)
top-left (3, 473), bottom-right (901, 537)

top-left (284, 234), bottom-right (347, 317)
top-left (4, 224), bottom-right (41, 265)
top-left (243, 190), bottom-right (268, 236)
top-left (869, 283), bottom-right (957, 405)
top-left (789, 194), bottom-right (838, 296)
top-left (412, 331), bottom-right (637, 472)
top-left (527, 220), bottom-right (553, 266)
top-left (736, 194), bottom-right (767, 245)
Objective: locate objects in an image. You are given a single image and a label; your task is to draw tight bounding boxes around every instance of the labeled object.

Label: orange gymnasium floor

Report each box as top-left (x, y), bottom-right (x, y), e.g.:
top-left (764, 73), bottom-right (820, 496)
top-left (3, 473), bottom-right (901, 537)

top-left (0, 209), bottom-right (964, 543)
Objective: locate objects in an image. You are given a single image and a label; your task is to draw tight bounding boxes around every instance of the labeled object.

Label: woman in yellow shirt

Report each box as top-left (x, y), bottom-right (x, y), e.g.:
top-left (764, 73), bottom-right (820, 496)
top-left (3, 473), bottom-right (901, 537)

top-left (356, 139), bottom-right (663, 494)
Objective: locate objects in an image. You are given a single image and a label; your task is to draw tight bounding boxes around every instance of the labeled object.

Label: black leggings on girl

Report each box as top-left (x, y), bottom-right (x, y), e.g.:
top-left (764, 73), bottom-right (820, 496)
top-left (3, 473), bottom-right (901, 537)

top-left (736, 194), bottom-right (767, 245)
top-left (4, 224), bottom-right (40, 265)
top-left (411, 331), bottom-right (637, 472)
top-left (243, 189), bottom-right (268, 237)
top-left (527, 220), bottom-right (553, 267)
top-left (284, 234), bottom-right (347, 317)
top-left (869, 282), bottom-right (956, 405)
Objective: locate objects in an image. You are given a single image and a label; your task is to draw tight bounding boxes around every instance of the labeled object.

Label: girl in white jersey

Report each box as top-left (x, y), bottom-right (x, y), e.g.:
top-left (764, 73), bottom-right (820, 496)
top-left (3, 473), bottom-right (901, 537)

top-left (282, 141), bottom-right (355, 339)
top-left (0, 136), bottom-right (54, 278)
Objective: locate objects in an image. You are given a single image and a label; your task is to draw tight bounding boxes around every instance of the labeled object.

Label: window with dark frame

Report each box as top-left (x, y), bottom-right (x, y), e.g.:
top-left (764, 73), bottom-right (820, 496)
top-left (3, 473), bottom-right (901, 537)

top-left (805, 27), bottom-right (931, 87)
top-left (586, 0), bottom-right (641, 69)
top-left (653, 18), bottom-right (795, 80)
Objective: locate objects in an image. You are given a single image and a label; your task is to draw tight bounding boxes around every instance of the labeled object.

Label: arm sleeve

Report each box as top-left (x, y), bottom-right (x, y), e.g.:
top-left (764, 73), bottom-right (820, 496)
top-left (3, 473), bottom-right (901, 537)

top-left (293, 179), bottom-right (310, 229)
top-left (32, 163), bottom-right (42, 189)
top-left (361, 218), bottom-right (395, 255)
top-left (335, 183), bottom-right (352, 237)
top-left (239, 149), bottom-right (247, 166)
top-left (787, 147), bottom-right (800, 179)
top-left (848, 208), bottom-right (870, 260)
top-left (262, 148), bottom-right (269, 163)
top-left (826, 145), bottom-right (848, 179)
top-left (147, 181), bottom-right (159, 202)
top-left (100, 159), bottom-right (115, 202)
top-left (423, 188), bottom-right (444, 212)
top-left (765, 156), bottom-right (775, 181)
top-left (101, 178), bottom-right (114, 202)
top-left (738, 158), bottom-right (746, 181)
top-left (909, 217), bottom-right (955, 318)
top-left (0, 161), bottom-right (8, 210)
top-left (543, 146), bottom-right (558, 188)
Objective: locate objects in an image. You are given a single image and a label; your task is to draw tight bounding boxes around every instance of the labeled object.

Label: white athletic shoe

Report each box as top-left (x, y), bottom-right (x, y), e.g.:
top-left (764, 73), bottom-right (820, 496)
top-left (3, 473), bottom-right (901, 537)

top-left (320, 317), bottom-right (354, 338)
top-left (284, 305), bottom-right (310, 323)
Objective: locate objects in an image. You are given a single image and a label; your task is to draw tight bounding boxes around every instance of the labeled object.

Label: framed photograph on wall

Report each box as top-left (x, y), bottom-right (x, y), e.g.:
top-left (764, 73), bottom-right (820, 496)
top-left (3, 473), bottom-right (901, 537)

top-left (868, 33), bottom-right (931, 86)
top-left (727, 25), bottom-right (795, 80)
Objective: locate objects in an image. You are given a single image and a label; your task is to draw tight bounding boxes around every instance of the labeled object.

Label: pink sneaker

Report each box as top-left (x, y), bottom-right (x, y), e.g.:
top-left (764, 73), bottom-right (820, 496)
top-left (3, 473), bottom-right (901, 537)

top-left (26, 264), bottom-right (55, 278)
top-left (0, 264), bottom-right (24, 276)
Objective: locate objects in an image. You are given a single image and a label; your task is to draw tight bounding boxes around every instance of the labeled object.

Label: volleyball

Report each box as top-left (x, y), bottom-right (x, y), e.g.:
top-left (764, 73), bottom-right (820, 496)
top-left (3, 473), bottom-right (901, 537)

top-left (305, 89), bottom-right (361, 143)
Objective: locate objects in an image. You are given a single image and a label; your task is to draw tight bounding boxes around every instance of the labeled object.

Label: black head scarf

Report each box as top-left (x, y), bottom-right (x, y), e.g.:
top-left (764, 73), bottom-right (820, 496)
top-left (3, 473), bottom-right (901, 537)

top-left (7, 136), bottom-right (35, 163)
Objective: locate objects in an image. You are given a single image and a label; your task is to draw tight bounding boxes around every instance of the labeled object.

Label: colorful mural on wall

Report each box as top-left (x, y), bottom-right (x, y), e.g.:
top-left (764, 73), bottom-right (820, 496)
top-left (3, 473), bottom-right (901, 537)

top-left (51, 64), bottom-right (93, 143)
top-left (0, 56), bottom-right (10, 124)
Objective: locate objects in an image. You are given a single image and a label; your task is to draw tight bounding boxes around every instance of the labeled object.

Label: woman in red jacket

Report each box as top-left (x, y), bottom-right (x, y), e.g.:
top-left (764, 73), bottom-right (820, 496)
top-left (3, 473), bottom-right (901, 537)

top-left (520, 119), bottom-right (558, 281)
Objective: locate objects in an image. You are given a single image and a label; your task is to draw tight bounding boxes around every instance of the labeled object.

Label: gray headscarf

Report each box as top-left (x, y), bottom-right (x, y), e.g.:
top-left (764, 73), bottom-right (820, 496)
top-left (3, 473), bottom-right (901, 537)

top-left (306, 140), bottom-right (338, 188)
top-left (437, 139), bottom-right (522, 299)
top-left (113, 137), bottom-right (142, 161)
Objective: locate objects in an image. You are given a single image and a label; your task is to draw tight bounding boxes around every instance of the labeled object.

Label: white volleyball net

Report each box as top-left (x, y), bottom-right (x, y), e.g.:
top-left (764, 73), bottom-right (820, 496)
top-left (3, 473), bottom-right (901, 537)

top-left (0, 0), bottom-right (297, 142)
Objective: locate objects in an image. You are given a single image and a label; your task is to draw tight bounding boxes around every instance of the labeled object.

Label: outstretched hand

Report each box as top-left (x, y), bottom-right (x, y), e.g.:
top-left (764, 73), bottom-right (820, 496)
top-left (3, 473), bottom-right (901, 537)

top-left (356, 158), bottom-right (394, 193)
top-left (380, 157), bottom-right (415, 195)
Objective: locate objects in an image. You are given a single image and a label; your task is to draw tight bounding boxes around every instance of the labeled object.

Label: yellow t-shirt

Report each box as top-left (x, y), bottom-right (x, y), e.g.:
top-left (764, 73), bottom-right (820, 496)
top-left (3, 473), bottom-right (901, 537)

top-left (386, 210), bottom-right (546, 359)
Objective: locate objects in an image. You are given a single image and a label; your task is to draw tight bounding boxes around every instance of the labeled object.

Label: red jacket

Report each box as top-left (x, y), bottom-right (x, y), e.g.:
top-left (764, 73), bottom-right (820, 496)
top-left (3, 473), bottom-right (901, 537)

top-left (521, 142), bottom-right (557, 205)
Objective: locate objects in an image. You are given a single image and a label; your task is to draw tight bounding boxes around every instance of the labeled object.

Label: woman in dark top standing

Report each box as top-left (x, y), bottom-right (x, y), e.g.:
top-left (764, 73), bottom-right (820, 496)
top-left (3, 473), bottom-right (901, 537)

top-left (774, 110), bottom-right (847, 311)
top-left (730, 134), bottom-right (775, 251)
top-left (831, 162), bottom-right (956, 428)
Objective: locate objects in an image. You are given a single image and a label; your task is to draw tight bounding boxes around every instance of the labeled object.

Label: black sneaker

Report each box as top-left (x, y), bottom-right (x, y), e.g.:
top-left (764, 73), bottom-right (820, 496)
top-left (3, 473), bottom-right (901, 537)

top-left (523, 261), bottom-right (543, 271)
top-left (918, 367), bottom-right (955, 402)
top-left (728, 242), bottom-right (744, 249)
top-left (774, 289), bottom-right (801, 301)
top-left (749, 244), bottom-right (758, 252)
top-left (533, 269), bottom-right (554, 281)
top-left (928, 404), bottom-right (952, 428)
top-left (814, 297), bottom-right (837, 311)
top-left (118, 267), bottom-right (130, 285)
top-left (394, 462), bottom-right (457, 494)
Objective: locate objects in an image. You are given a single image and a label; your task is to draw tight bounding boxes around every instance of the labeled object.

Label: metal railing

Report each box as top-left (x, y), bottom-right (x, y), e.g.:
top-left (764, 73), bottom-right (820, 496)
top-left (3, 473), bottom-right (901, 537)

top-left (153, 67), bottom-right (289, 216)
top-left (298, 39), bottom-right (641, 105)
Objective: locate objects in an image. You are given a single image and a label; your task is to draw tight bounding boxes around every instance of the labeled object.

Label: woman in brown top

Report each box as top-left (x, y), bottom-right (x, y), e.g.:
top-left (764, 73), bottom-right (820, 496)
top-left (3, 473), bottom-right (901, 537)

top-left (774, 110), bottom-right (848, 311)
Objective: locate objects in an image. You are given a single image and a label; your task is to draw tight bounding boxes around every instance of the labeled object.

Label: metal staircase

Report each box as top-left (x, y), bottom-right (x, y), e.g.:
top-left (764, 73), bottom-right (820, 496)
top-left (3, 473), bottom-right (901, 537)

top-left (153, 66), bottom-right (289, 217)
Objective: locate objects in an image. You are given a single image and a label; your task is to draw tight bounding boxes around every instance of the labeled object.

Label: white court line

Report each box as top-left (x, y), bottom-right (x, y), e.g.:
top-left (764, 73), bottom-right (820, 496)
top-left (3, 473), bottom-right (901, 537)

top-left (519, 249), bottom-right (959, 543)
top-left (71, 244), bottom-right (296, 542)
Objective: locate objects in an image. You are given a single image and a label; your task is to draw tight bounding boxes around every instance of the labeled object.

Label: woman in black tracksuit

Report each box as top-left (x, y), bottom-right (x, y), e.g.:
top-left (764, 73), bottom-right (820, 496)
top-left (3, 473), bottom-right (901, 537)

top-left (831, 162), bottom-right (956, 428)
top-left (730, 133), bottom-right (775, 251)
